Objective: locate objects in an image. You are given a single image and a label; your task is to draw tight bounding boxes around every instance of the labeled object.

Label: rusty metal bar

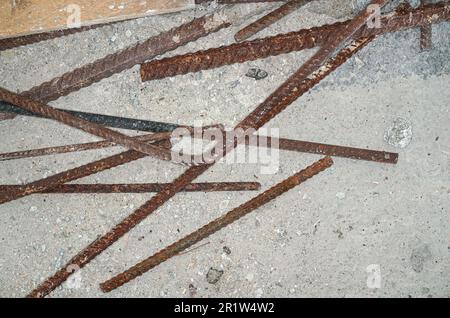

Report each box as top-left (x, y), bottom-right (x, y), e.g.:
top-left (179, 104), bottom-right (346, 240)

top-left (0, 112), bottom-right (16, 121)
top-left (238, 1), bottom-right (392, 130)
top-left (0, 138), bottom-right (171, 205)
top-left (0, 8), bottom-right (233, 121)
top-left (0, 126), bottom-right (222, 204)
top-left (420, 0), bottom-right (433, 51)
top-left (0, 87), bottom-right (177, 164)
top-left (100, 156), bottom-right (333, 292)
top-left (0, 182), bottom-right (261, 194)
top-left (0, 133), bottom-right (398, 164)
top-left (0, 139), bottom-right (152, 162)
top-left (256, 136), bottom-right (398, 164)
top-left (18, 12), bottom-right (231, 104)
top-left (0, 125), bottom-right (222, 204)
top-left (27, 2), bottom-right (383, 297)
top-left (0, 103), bottom-right (181, 133)
top-left (235, 0), bottom-right (312, 42)
top-left (0, 2), bottom-right (285, 53)
top-left (140, 2), bottom-right (450, 81)
top-left (0, 132), bottom-right (172, 161)
top-left (0, 22), bottom-right (116, 52)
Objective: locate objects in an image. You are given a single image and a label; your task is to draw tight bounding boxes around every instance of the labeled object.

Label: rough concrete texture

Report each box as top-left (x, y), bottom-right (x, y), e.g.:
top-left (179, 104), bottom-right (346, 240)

top-left (0, 0), bottom-right (449, 298)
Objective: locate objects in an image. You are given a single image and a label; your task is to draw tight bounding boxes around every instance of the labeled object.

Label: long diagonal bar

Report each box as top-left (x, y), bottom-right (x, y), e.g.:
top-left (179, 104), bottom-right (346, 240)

top-left (0, 8), bottom-right (233, 120)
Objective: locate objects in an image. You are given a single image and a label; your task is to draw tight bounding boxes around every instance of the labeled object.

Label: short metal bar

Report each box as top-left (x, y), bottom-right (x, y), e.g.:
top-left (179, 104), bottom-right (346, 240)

top-left (0, 132), bottom-right (172, 161)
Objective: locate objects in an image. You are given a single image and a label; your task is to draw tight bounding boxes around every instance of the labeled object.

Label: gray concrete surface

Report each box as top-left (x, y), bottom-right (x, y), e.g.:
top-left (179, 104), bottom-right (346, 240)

top-left (0, 0), bottom-right (449, 298)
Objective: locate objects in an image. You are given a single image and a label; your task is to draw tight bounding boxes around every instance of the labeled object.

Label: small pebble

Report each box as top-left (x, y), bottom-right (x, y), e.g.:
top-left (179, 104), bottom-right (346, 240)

top-left (223, 246), bottom-right (231, 255)
top-left (246, 68), bottom-right (268, 80)
top-left (206, 267), bottom-right (223, 284)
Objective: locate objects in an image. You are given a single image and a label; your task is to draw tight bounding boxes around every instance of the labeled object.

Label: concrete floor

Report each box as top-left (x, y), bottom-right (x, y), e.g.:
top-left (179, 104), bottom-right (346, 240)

top-left (0, 0), bottom-right (449, 297)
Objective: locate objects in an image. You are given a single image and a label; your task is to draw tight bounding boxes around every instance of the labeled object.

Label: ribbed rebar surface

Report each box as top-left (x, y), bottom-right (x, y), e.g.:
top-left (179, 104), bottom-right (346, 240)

top-left (140, 2), bottom-right (450, 81)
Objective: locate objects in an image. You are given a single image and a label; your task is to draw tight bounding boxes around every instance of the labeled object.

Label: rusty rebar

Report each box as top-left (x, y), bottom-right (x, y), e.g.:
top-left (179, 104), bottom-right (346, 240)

top-left (0, 132), bottom-right (172, 161)
top-left (0, 22), bottom-right (116, 52)
top-left (0, 87), bottom-right (176, 164)
top-left (18, 12), bottom-right (231, 104)
top-left (0, 136), bottom-right (171, 205)
top-left (0, 125), bottom-right (222, 204)
top-left (100, 156), bottom-right (333, 292)
top-left (235, 0), bottom-right (312, 42)
top-left (0, 103), bottom-right (181, 133)
top-left (258, 136), bottom-right (398, 164)
top-left (195, 0), bottom-right (285, 3)
top-left (0, 133), bottom-right (398, 164)
top-left (420, 0), bottom-right (433, 51)
top-left (140, 2), bottom-right (450, 81)
top-left (27, 3), bottom-right (382, 298)
top-left (238, 0), bottom-right (392, 130)
top-left (27, 37), bottom-right (373, 299)
top-left (0, 182), bottom-right (261, 194)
